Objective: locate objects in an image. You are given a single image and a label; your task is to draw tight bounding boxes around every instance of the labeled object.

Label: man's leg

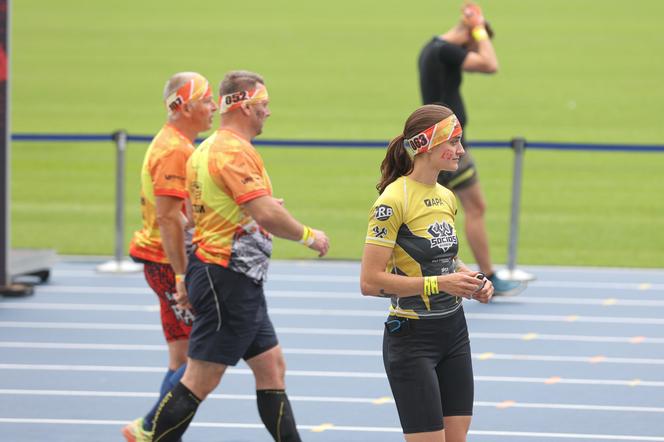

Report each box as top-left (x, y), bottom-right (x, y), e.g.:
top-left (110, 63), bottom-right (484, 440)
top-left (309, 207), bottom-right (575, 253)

top-left (456, 182), bottom-right (492, 274)
top-left (151, 358), bottom-right (226, 442)
top-left (141, 339), bottom-right (188, 432)
top-left (456, 182), bottom-right (523, 295)
top-left (246, 345), bottom-right (301, 442)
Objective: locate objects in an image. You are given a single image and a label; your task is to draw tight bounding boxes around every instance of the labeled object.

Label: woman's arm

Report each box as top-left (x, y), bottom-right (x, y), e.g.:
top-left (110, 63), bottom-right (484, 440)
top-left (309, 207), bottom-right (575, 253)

top-left (360, 244), bottom-right (485, 299)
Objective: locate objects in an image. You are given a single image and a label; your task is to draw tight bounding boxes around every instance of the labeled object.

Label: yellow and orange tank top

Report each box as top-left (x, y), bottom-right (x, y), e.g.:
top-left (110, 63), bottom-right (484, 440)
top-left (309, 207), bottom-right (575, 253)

top-left (187, 129), bottom-right (273, 282)
top-left (129, 124), bottom-right (193, 264)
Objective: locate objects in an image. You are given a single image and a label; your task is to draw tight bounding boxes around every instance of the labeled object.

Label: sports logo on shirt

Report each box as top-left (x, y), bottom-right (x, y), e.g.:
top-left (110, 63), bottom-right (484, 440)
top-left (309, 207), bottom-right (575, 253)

top-left (372, 226), bottom-right (388, 238)
top-left (427, 221), bottom-right (457, 252)
top-left (424, 197), bottom-right (444, 207)
top-left (374, 205), bottom-right (393, 221)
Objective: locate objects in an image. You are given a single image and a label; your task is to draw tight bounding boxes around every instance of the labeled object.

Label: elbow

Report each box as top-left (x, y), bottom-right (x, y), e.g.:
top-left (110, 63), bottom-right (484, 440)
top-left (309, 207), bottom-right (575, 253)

top-left (250, 207), bottom-right (274, 231)
top-left (486, 62), bottom-right (499, 74)
top-left (155, 213), bottom-right (176, 227)
top-left (359, 279), bottom-right (376, 297)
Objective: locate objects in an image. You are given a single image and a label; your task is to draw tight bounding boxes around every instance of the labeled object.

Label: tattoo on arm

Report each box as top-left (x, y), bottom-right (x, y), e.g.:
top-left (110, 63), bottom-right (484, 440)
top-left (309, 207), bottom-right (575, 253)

top-left (378, 289), bottom-right (397, 298)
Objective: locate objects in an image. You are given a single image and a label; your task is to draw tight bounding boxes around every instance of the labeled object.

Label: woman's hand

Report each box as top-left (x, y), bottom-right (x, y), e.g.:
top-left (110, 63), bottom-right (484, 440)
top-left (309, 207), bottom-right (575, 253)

top-left (438, 271), bottom-right (490, 301)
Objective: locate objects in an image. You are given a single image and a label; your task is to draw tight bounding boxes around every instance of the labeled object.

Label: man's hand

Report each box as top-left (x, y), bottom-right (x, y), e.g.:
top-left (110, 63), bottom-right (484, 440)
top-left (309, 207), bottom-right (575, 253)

top-left (309, 229), bottom-right (330, 257)
top-left (462, 2), bottom-right (485, 28)
top-left (174, 279), bottom-right (192, 310)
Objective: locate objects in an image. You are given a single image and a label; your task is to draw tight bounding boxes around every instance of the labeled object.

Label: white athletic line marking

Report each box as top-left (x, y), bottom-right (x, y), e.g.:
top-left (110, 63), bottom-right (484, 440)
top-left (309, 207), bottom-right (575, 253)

top-left (5, 341), bottom-right (662, 365)
top-left (0, 302), bottom-right (159, 312)
top-left (0, 321), bottom-right (161, 330)
top-left (1, 363), bottom-right (663, 387)
top-left (48, 270), bottom-right (664, 290)
top-left (20, 306), bottom-right (664, 325)
top-left (32, 286), bottom-right (664, 305)
top-left (17, 387), bottom-right (664, 413)
top-left (0, 418), bottom-right (663, 440)
top-left (2, 322), bottom-right (664, 345)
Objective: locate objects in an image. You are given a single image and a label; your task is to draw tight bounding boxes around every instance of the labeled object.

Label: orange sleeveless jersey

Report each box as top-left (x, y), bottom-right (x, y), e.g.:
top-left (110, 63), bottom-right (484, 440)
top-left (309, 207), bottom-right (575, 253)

top-left (187, 129), bottom-right (273, 278)
top-left (129, 124), bottom-right (194, 264)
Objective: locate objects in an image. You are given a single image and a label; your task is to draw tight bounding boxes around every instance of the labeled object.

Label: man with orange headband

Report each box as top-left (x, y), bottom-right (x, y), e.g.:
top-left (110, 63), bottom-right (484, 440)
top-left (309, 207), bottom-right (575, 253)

top-left (418, 3), bottom-right (523, 296)
top-left (149, 70), bottom-right (329, 442)
top-left (122, 72), bottom-right (217, 442)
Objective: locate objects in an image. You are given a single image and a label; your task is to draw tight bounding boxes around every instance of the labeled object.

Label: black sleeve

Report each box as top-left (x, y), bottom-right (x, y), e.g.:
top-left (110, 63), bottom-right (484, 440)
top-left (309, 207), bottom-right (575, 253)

top-left (437, 42), bottom-right (468, 66)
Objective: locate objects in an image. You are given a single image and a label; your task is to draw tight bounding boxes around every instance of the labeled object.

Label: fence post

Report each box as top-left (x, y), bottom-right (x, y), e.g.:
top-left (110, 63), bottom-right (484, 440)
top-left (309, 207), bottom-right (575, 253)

top-left (97, 130), bottom-right (142, 273)
top-left (496, 137), bottom-right (536, 282)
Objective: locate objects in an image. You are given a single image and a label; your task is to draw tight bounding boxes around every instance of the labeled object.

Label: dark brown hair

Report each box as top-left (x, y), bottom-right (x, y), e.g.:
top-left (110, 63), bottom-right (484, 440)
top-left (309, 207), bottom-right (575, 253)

top-left (376, 104), bottom-right (454, 194)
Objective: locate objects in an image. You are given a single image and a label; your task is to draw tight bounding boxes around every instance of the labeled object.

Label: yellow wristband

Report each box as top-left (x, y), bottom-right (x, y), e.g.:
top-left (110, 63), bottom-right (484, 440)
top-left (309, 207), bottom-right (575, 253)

top-left (423, 276), bottom-right (439, 297)
top-left (175, 274), bottom-right (185, 283)
top-left (472, 26), bottom-right (489, 41)
top-left (299, 225), bottom-right (315, 247)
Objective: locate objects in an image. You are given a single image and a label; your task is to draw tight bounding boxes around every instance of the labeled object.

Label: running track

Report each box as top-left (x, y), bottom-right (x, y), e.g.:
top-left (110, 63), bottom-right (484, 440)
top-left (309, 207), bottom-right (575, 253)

top-left (1, 258), bottom-right (663, 441)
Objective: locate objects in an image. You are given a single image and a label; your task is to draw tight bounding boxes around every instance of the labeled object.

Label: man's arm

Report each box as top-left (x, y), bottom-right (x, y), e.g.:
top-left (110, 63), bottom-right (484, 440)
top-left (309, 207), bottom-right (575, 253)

top-left (462, 36), bottom-right (498, 73)
top-left (242, 195), bottom-right (329, 256)
top-left (460, 3), bottom-right (498, 73)
top-left (155, 195), bottom-right (187, 275)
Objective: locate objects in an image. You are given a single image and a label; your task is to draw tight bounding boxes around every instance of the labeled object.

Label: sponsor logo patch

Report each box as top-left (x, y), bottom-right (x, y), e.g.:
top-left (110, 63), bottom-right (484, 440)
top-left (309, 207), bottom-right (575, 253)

top-left (427, 221), bottom-right (457, 252)
top-left (372, 226), bottom-right (388, 238)
top-left (374, 204), bottom-right (393, 221)
top-left (424, 197), bottom-right (444, 207)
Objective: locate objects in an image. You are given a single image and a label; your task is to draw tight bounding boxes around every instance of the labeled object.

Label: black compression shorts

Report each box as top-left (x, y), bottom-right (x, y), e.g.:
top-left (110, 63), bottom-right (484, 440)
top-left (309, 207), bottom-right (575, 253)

top-left (186, 253), bottom-right (278, 366)
top-left (382, 307), bottom-right (474, 434)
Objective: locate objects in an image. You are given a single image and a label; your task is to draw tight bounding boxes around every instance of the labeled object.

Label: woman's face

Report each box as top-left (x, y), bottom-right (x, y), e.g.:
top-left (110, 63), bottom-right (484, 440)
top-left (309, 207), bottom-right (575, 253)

top-left (429, 136), bottom-right (464, 171)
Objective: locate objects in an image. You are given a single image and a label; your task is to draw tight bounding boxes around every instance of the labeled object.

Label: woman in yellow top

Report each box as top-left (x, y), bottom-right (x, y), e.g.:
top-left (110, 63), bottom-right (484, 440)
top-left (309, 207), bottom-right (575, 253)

top-left (361, 104), bottom-right (494, 442)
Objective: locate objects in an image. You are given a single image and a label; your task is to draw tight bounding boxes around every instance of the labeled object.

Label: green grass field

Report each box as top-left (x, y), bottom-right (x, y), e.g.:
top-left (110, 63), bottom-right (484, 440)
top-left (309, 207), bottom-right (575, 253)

top-left (10, 0), bottom-right (664, 267)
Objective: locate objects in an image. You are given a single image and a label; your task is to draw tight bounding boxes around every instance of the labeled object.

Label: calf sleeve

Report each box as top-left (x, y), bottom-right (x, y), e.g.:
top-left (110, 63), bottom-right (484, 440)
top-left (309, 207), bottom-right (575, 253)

top-left (256, 389), bottom-right (301, 442)
top-left (152, 382), bottom-right (201, 442)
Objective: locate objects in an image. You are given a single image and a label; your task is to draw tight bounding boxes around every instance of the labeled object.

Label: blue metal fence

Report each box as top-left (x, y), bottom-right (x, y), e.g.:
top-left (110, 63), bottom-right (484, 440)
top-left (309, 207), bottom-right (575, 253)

top-left (11, 133), bottom-right (664, 152)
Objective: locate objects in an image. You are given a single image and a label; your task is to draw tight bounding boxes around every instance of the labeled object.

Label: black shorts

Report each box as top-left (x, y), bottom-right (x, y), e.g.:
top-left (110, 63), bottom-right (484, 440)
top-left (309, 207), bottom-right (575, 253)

top-left (382, 308), bottom-right (473, 434)
top-left (437, 149), bottom-right (478, 191)
top-left (186, 253), bottom-right (278, 366)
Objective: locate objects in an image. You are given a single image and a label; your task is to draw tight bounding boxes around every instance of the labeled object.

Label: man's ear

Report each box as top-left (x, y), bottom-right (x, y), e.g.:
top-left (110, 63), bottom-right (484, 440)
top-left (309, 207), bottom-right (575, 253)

top-left (180, 102), bottom-right (193, 118)
top-left (240, 102), bottom-right (252, 116)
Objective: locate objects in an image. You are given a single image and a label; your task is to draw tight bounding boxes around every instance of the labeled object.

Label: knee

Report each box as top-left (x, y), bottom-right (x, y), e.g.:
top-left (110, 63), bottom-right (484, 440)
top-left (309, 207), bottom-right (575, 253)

top-left (256, 355), bottom-right (286, 387)
top-left (182, 365), bottom-right (224, 400)
top-left (463, 198), bottom-right (487, 218)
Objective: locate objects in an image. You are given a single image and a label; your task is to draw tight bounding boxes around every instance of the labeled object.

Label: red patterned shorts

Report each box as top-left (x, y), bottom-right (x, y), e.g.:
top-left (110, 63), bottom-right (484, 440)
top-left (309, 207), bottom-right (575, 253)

top-left (143, 262), bottom-right (193, 342)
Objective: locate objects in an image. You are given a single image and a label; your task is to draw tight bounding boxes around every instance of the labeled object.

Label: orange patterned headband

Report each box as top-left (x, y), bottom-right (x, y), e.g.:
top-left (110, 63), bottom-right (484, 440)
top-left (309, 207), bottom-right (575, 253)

top-left (219, 83), bottom-right (269, 114)
top-left (165, 75), bottom-right (212, 115)
top-left (403, 115), bottom-right (462, 157)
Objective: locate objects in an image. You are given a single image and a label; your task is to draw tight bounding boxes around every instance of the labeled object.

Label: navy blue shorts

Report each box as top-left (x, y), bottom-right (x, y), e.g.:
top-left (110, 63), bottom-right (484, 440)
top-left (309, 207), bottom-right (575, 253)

top-left (186, 253), bottom-right (278, 366)
top-left (383, 307), bottom-right (474, 434)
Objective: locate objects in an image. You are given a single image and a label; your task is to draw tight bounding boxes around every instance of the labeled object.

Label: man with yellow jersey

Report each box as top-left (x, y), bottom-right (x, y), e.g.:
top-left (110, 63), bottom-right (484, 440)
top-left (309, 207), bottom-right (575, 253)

top-left (361, 105), bottom-right (493, 442)
top-left (150, 70), bottom-right (329, 442)
top-left (123, 72), bottom-right (217, 442)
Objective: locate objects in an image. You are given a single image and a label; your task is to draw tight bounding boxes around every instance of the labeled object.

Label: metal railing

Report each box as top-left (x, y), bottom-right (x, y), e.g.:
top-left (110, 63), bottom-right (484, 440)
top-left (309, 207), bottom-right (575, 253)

top-left (12, 132), bottom-right (664, 275)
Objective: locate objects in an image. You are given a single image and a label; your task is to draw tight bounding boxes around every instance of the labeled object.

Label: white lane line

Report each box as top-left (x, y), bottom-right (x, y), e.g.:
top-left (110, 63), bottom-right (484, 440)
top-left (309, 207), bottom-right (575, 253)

top-left (0, 321), bottom-right (161, 331)
top-left (47, 270), bottom-right (664, 290)
top-left (493, 296), bottom-right (664, 307)
top-left (3, 322), bottom-right (664, 346)
top-left (0, 302), bottom-right (159, 312)
top-left (10, 302), bottom-right (664, 322)
top-left (32, 286), bottom-right (664, 305)
top-left (0, 418), bottom-right (663, 440)
top-left (2, 388), bottom-right (664, 414)
top-left (0, 363), bottom-right (663, 387)
top-left (2, 341), bottom-right (664, 366)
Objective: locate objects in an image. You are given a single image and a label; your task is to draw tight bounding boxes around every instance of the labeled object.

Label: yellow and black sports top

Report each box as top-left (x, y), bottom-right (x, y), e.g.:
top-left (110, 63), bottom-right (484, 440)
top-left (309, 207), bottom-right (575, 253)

top-left (365, 176), bottom-right (461, 319)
